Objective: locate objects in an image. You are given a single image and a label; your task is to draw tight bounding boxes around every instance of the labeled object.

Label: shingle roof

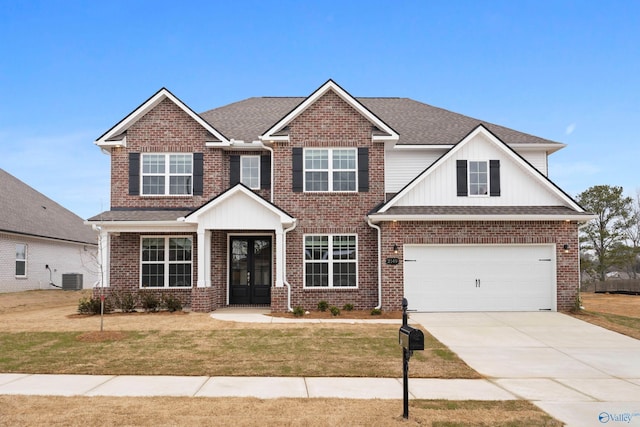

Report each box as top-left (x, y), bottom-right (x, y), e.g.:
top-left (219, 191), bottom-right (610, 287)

top-left (88, 209), bottom-right (192, 222)
top-left (199, 97), bottom-right (560, 146)
top-left (0, 169), bottom-right (97, 245)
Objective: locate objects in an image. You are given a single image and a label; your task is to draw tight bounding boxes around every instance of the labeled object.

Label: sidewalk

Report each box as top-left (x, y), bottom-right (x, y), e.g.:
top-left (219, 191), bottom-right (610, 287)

top-left (0, 373), bottom-right (514, 400)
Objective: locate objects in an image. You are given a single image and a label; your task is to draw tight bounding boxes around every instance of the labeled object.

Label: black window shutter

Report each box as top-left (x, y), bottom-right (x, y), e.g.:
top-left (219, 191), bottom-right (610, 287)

top-left (193, 153), bottom-right (203, 196)
top-left (357, 147), bottom-right (369, 192)
top-left (129, 153), bottom-right (140, 195)
top-left (260, 155), bottom-right (271, 190)
top-left (456, 160), bottom-right (468, 196)
top-left (292, 148), bottom-right (303, 192)
top-left (489, 160), bottom-right (500, 197)
top-left (230, 155), bottom-right (240, 186)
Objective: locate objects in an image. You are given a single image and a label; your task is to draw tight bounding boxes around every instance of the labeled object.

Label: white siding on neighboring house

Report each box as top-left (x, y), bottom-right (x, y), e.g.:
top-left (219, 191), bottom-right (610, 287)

top-left (0, 233), bottom-right (100, 293)
top-left (517, 150), bottom-right (548, 176)
top-left (385, 147), bottom-right (446, 193)
top-left (395, 132), bottom-right (561, 207)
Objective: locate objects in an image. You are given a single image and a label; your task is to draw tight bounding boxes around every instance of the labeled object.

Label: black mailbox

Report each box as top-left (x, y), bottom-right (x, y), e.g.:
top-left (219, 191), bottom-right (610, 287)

top-left (398, 324), bottom-right (424, 351)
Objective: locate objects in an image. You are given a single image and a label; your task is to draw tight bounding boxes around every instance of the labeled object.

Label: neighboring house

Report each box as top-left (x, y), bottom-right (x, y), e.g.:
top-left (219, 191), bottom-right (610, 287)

top-left (89, 80), bottom-right (592, 312)
top-left (0, 169), bottom-right (99, 292)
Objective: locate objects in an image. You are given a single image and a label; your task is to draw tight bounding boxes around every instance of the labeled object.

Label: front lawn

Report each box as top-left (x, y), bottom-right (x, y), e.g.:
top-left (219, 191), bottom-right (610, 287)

top-left (0, 325), bottom-right (478, 378)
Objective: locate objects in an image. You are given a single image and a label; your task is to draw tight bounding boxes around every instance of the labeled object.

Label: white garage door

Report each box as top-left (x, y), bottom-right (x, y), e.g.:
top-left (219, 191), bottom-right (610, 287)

top-left (403, 245), bottom-right (556, 312)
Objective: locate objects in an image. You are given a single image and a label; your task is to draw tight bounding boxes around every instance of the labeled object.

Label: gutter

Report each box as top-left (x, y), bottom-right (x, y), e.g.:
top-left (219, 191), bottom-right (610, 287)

top-left (366, 217), bottom-right (382, 310)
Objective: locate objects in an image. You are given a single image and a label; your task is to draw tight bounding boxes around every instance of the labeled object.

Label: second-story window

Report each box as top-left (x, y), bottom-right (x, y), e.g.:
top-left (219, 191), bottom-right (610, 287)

top-left (241, 156), bottom-right (260, 189)
top-left (304, 148), bottom-right (357, 192)
top-left (142, 154), bottom-right (193, 195)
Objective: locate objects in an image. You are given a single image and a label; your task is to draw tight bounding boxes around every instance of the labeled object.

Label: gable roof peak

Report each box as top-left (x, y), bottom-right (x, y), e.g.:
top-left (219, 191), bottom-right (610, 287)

top-left (95, 87), bottom-right (230, 152)
top-left (260, 79), bottom-right (399, 143)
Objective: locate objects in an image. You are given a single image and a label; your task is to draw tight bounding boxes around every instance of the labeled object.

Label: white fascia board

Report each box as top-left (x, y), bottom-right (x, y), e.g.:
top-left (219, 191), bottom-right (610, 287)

top-left (368, 214), bottom-right (595, 223)
top-left (96, 88), bottom-right (230, 148)
top-left (85, 220), bottom-right (194, 234)
top-left (510, 143), bottom-right (566, 154)
top-left (261, 80), bottom-right (399, 142)
top-left (259, 135), bottom-right (289, 144)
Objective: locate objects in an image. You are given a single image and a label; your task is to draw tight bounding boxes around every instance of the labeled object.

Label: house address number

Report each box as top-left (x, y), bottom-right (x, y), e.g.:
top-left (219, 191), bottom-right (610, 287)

top-left (385, 257), bottom-right (400, 265)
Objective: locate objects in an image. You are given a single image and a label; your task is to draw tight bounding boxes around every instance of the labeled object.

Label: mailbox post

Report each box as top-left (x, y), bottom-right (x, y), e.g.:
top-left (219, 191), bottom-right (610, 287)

top-left (399, 298), bottom-right (424, 419)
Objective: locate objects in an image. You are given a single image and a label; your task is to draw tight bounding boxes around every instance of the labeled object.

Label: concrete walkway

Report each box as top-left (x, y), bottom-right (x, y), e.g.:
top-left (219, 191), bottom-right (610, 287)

top-left (0, 374), bottom-right (513, 400)
top-left (412, 312), bottom-right (640, 427)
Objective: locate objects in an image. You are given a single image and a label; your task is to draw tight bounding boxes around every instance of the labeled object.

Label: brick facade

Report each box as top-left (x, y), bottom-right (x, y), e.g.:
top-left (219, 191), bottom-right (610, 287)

top-left (379, 220), bottom-right (580, 311)
top-left (97, 86), bottom-right (583, 314)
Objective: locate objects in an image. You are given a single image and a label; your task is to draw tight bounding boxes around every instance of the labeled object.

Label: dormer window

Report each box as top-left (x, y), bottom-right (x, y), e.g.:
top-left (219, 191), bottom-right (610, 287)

top-left (141, 153), bottom-right (193, 195)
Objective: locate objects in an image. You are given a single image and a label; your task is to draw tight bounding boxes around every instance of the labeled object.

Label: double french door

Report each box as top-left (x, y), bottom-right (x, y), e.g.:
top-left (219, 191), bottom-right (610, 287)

top-left (229, 236), bottom-right (272, 305)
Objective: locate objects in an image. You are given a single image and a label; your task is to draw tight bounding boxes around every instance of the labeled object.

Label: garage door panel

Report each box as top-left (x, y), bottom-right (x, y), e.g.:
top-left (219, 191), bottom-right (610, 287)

top-left (404, 245), bottom-right (555, 312)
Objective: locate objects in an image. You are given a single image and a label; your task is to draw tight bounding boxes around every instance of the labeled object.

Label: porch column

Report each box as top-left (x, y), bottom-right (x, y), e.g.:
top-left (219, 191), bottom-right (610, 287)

top-left (196, 227), bottom-right (211, 287)
top-left (98, 229), bottom-right (110, 287)
top-left (275, 228), bottom-right (284, 287)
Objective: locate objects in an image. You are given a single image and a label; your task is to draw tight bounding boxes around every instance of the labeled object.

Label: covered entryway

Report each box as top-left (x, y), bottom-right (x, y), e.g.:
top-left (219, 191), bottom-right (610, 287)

top-left (229, 236), bottom-right (272, 305)
top-left (404, 244), bottom-right (555, 312)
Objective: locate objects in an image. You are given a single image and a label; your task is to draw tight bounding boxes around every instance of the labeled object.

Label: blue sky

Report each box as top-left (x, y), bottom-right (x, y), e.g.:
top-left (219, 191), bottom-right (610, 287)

top-left (1, 0), bottom-right (638, 219)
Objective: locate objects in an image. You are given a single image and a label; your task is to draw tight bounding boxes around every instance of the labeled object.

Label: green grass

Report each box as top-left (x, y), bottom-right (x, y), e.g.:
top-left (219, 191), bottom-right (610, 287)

top-left (0, 325), bottom-right (478, 378)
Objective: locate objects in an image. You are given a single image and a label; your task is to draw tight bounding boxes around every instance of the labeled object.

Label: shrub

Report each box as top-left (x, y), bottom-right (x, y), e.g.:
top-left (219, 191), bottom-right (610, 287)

top-left (342, 303), bottom-right (354, 311)
top-left (78, 296), bottom-right (112, 315)
top-left (292, 306), bottom-right (305, 317)
top-left (112, 290), bottom-right (137, 313)
top-left (370, 308), bottom-right (382, 316)
top-left (140, 292), bottom-right (161, 312)
top-left (317, 300), bottom-right (329, 312)
top-left (162, 294), bottom-right (183, 312)
top-left (329, 306), bottom-right (340, 316)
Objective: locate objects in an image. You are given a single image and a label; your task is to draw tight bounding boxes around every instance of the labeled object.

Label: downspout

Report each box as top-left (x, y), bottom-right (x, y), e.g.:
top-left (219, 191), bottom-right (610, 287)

top-left (283, 219), bottom-right (298, 312)
top-left (366, 217), bottom-right (383, 310)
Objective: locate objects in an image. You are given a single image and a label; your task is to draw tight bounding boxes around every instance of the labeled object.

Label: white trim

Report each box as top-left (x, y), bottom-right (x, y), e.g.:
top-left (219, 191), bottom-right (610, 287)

top-left (261, 80), bottom-right (399, 143)
top-left (302, 233), bottom-right (358, 289)
top-left (226, 233), bottom-right (274, 305)
top-left (370, 214), bottom-right (593, 223)
top-left (303, 148), bottom-right (357, 193)
top-left (140, 235), bottom-right (193, 289)
top-left (15, 243), bottom-right (27, 278)
top-left (96, 88), bottom-right (230, 150)
top-left (377, 125), bottom-right (585, 214)
top-left (240, 155), bottom-right (261, 190)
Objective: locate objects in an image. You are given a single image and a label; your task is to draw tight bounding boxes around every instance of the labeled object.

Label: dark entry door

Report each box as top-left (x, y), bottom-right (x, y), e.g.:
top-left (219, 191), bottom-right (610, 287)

top-left (229, 236), bottom-right (272, 305)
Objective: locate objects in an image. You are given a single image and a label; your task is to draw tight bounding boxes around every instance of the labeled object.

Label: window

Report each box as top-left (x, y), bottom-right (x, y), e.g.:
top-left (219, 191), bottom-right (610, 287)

top-left (15, 243), bottom-right (26, 277)
top-left (304, 148), bottom-right (357, 192)
top-left (141, 154), bottom-right (193, 195)
top-left (141, 237), bottom-right (192, 288)
top-left (304, 235), bottom-right (357, 288)
top-left (469, 161), bottom-right (488, 196)
top-left (240, 156), bottom-right (260, 189)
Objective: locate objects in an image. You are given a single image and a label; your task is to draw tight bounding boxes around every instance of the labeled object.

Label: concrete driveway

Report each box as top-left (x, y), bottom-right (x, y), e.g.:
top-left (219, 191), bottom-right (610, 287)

top-left (411, 312), bottom-right (640, 427)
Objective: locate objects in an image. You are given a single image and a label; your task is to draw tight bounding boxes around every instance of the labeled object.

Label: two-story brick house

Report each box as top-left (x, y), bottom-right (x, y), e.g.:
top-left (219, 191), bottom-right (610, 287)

top-left (89, 80), bottom-right (592, 312)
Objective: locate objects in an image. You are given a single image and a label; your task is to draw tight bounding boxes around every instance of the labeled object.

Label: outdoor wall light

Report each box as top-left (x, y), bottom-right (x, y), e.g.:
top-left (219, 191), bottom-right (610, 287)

top-left (563, 244), bottom-right (570, 253)
top-left (393, 244), bottom-right (399, 254)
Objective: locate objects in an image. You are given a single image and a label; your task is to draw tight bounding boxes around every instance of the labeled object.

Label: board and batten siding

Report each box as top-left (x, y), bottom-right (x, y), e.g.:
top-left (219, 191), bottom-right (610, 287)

top-left (385, 144), bottom-right (549, 194)
top-left (393, 133), bottom-right (560, 207)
